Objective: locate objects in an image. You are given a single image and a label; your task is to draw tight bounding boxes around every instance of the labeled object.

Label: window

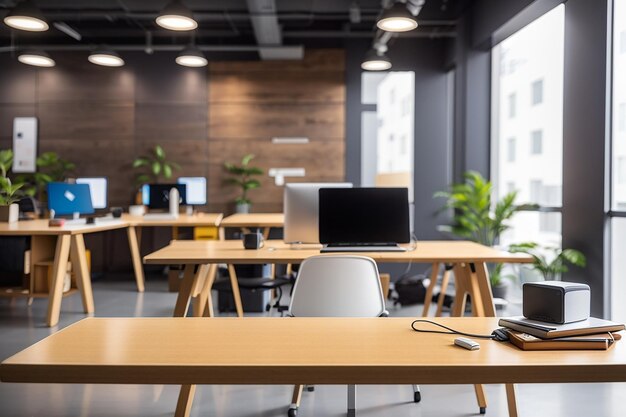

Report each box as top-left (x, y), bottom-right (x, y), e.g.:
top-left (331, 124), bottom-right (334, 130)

top-left (507, 137), bottom-right (516, 162)
top-left (531, 79), bottom-right (544, 105)
top-left (618, 157), bottom-right (626, 185)
top-left (491, 5), bottom-right (564, 248)
top-left (619, 103), bottom-right (626, 132)
top-left (508, 93), bottom-right (516, 118)
top-left (531, 130), bottom-right (543, 154)
top-left (621, 30), bottom-right (626, 54)
top-left (506, 182), bottom-right (516, 194)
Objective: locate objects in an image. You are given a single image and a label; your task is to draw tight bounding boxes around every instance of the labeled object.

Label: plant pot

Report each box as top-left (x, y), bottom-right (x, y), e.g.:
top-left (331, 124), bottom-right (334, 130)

top-left (236, 203), bottom-right (250, 214)
top-left (0, 204), bottom-right (19, 223)
top-left (491, 283), bottom-right (508, 300)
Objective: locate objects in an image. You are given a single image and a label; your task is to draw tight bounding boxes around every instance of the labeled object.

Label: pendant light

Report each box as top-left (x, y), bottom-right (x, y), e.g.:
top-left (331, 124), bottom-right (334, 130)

top-left (3, 1), bottom-right (48, 32)
top-left (377, 2), bottom-right (418, 32)
top-left (88, 48), bottom-right (124, 67)
top-left (361, 48), bottom-right (392, 71)
top-left (176, 44), bottom-right (207, 67)
top-left (17, 50), bottom-right (55, 67)
top-left (156, 0), bottom-right (197, 31)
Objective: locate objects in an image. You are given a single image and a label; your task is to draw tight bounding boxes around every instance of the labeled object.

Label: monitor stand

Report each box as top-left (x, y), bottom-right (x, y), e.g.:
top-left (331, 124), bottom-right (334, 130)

top-left (320, 243), bottom-right (407, 253)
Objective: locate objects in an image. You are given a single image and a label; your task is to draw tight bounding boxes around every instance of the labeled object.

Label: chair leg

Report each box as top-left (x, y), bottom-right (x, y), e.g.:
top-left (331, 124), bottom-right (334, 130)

top-left (412, 384), bottom-right (421, 402)
top-left (347, 385), bottom-right (356, 417)
top-left (289, 385), bottom-right (304, 417)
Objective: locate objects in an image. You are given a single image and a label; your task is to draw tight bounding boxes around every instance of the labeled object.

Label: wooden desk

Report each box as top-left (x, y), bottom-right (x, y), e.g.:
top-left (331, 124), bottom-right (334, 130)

top-left (121, 213), bottom-right (223, 292)
top-left (0, 220), bottom-right (128, 327)
top-left (3, 317), bottom-right (625, 410)
top-left (219, 213), bottom-right (284, 239)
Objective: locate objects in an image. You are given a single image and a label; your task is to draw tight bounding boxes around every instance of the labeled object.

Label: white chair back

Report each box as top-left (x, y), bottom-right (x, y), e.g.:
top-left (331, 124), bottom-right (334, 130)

top-left (288, 255), bottom-right (385, 317)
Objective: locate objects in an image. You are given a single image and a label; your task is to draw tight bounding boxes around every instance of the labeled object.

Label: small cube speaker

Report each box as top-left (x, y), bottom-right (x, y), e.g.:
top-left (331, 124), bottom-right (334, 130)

top-left (523, 281), bottom-right (590, 324)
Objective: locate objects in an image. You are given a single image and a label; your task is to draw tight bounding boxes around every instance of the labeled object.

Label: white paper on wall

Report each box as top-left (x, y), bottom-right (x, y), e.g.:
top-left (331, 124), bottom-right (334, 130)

top-left (12, 117), bottom-right (38, 173)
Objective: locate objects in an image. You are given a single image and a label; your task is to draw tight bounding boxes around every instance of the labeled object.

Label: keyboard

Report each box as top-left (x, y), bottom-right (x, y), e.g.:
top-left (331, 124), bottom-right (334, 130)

top-left (320, 245), bottom-right (407, 253)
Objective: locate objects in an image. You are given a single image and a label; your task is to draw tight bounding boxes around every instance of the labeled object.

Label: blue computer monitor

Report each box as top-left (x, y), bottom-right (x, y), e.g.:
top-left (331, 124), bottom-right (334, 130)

top-left (177, 177), bottom-right (207, 205)
top-left (47, 182), bottom-right (94, 216)
top-left (76, 177), bottom-right (107, 209)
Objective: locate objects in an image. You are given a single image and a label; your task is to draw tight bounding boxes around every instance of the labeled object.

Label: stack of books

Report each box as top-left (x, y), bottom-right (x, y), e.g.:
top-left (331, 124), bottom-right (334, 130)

top-left (498, 316), bottom-right (625, 351)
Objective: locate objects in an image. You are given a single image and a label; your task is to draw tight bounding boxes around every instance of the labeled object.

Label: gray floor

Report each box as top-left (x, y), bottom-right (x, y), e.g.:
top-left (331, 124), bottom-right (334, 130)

top-left (1, 273), bottom-right (625, 417)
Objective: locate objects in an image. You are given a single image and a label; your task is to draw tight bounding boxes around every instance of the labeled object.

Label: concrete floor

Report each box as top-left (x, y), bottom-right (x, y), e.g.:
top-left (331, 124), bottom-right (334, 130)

top-left (1, 273), bottom-right (625, 417)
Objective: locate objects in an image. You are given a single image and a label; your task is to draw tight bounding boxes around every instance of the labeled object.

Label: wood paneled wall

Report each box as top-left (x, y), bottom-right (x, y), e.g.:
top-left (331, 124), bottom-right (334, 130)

top-left (208, 49), bottom-right (346, 213)
top-left (0, 49), bottom-right (345, 213)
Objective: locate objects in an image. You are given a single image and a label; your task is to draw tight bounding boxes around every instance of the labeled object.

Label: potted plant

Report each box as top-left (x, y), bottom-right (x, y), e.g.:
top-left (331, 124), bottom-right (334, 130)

top-left (132, 145), bottom-right (180, 204)
top-left (0, 150), bottom-right (25, 223)
top-left (16, 151), bottom-right (75, 204)
top-left (509, 242), bottom-right (587, 281)
top-left (435, 171), bottom-right (537, 298)
top-left (223, 154), bottom-right (263, 214)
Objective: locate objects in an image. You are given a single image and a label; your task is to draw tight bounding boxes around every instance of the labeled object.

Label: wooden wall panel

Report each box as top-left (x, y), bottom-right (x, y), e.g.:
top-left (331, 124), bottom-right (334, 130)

top-left (135, 103), bottom-right (207, 143)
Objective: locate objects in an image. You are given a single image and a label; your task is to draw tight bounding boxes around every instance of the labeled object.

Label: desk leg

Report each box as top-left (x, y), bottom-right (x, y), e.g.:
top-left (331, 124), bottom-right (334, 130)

top-left (506, 384), bottom-right (519, 417)
top-left (197, 264), bottom-right (217, 318)
top-left (70, 234), bottom-right (94, 314)
top-left (451, 264), bottom-right (468, 317)
top-left (191, 265), bottom-right (210, 317)
top-left (175, 384), bottom-right (196, 417)
top-left (421, 262), bottom-right (439, 316)
top-left (227, 264), bottom-right (244, 317)
top-left (262, 227), bottom-right (270, 240)
top-left (46, 235), bottom-right (71, 327)
top-left (435, 266), bottom-right (452, 317)
top-left (173, 265), bottom-right (197, 317)
top-left (127, 226), bottom-right (145, 293)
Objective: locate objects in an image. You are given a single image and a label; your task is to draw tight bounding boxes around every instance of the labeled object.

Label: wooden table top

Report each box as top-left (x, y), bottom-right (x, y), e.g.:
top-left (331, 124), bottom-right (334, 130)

top-left (0, 219), bottom-right (128, 236)
top-left (122, 213), bottom-right (223, 227)
top-left (143, 239), bottom-right (533, 265)
top-left (2, 317), bottom-right (624, 385)
top-left (219, 213), bottom-right (284, 228)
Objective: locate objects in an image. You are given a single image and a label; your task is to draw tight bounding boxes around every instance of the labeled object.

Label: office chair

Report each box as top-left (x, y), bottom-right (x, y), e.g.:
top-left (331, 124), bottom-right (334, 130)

top-left (286, 255), bottom-right (420, 417)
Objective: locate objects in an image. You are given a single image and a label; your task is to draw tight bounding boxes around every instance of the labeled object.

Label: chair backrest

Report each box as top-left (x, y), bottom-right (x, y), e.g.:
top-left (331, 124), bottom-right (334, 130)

top-left (288, 255), bottom-right (385, 317)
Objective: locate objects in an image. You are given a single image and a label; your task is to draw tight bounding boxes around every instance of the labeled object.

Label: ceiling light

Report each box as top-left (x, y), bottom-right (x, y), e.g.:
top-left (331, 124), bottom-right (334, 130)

top-left (361, 49), bottom-right (392, 71)
top-left (377, 2), bottom-right (418, 32)
top-left (3, 1), bottom-right (49, 32)
top-left (176, 44), bottom-right (207, 67)
top-left (156, 0), bottom-right (197, 31)
top-left (88, 49), bottom-right (124, 67)
top-left (17, 50), bottom-right (55, 67)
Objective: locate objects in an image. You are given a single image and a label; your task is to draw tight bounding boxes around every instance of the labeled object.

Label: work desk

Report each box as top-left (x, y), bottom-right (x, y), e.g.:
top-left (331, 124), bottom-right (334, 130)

top-left (3, 316), bottom-right (625, 387)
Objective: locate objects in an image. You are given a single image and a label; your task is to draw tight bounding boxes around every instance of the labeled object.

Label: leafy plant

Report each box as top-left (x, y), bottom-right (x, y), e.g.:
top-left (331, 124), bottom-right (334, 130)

top-left (132, 145), bottom-right (180, 185)
top-left (509, 242), bottom-right (587, 281)
top-left (434, 171), bottom-right (537, 247)
top-left (0, 149), bottom-right (13, 179)
top-left (0, 150), bottom-right (25, 206)
top-left (15, 151), bottom-right (75, 201)
top-left (223, 154), bottom-right (263, 206)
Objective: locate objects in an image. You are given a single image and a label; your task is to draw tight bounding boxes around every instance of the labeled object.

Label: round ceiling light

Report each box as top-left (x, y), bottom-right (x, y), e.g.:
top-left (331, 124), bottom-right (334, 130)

top-left (3, 1), bottom-right (49, 32)
top-left (156, 0), bottom-right (197, 31)
top-left (361, 49), bottom-right (392, 71)
top-left (88, 49), bottom-right (125, 67)
top-left (17, 50), bottom-right (55, 67)
top-left (176, 45), bottom-right (207, 67)
top-left (377, 2), bottom-right (418, 32)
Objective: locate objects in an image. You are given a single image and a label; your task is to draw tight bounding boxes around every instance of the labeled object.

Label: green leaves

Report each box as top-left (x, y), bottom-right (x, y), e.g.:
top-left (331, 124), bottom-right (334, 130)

top-left (132, 145), bottom-right (180, 185)
top-left (0, 175), bottom-right (26, 206)
top-left (509, 242), bottom-right (586, 280)
top-left (0, 149), bottom-right (13, 178)
top-left (223, 154), bottom-right (264, 206)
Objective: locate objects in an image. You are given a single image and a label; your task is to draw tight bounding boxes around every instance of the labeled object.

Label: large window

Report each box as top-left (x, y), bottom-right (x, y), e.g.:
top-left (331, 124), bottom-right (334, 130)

top-left (491, 5), bottom-right (565, 248)
top-left (611, 0), bottom-right (626, 321)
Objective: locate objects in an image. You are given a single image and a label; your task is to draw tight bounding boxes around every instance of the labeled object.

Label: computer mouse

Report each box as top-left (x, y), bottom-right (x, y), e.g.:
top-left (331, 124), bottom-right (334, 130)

top-left (491, 328), bottom-right (510, 342)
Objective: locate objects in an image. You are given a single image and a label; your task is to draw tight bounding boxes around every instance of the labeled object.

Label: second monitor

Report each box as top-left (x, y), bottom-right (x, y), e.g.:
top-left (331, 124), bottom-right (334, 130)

top-left (142, 184), bottom-right (187, 210)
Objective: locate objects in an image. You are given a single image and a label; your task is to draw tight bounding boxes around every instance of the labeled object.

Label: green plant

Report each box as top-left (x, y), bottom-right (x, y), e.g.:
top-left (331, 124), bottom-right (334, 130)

top-left (434, 171), bottom-right (537, 247)
top-left (0, 150), bottom-right (25, 206)
top-left (509, 242), bottom-right (587, 281)
top-left (15, 151), bottom-right (75, 200)
top-left (132, 145), bottom-right (180, 185)
top-left (223, 154), bottom-right (263, 206)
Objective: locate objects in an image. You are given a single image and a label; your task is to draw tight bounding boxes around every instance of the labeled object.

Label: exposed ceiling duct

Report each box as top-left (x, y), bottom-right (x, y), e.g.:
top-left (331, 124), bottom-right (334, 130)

top-left (246, 0), bottom-right (303, 60)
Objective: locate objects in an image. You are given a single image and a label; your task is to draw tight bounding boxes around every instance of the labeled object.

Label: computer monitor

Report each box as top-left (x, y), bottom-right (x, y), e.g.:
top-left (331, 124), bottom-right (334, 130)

top-left (47, 182), bottom-right (94, 217)
top-left (143, 184), bottom-right (187, 209)
top-left (284, 182), bottom-right (353, 244)
top-left (76, 177), bottom-right (107, 209)
top-left (318, 187), bottom-right (410, 244)
top-left (177, 177), bottom-right (207, 205)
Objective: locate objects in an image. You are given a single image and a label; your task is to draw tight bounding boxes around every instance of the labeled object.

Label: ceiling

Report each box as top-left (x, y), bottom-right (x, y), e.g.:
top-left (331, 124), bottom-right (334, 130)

top-left (0, 0), bottom-right (471, 55)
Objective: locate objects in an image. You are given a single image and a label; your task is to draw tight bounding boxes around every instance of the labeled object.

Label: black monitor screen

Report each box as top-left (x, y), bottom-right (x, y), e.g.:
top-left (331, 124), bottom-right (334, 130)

top-left (147, 184), bottom-right (187, 209)
top-left (319, 187), bottom-right (410, 244)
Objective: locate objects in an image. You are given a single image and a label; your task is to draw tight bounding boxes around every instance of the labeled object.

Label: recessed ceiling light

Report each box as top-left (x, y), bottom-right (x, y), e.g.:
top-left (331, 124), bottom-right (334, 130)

top-left (361, 49), bottom-right (392, 71)
top-left (18, 51), bottom-right (55, 67)
top-left (176, 45), bottom-right (207, 67)
top-left (88, 49), bottom-right (125, 67)
top-left (3, 1), bottom-right (49, 32)
top-left (156, 1), bottom-right (197, 31)
top-left (377, 2), bottom-right (418, 32)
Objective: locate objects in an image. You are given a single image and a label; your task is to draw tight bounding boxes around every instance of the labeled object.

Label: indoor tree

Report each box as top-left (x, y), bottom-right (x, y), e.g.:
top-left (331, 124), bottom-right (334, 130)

top-left (223, 154), bottom-right (263, 213)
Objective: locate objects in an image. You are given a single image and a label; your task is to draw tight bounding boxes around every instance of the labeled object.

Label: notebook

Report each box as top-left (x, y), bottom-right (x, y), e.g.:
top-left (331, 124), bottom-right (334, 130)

top-left (498, 316), bottom-right (625, 339)
top-left (507, 330), bottom-right (621, 351)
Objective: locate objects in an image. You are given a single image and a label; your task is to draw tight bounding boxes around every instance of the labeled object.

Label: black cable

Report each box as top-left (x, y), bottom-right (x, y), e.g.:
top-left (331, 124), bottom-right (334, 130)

top-left (410, 319), bottom-right (496, 340)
